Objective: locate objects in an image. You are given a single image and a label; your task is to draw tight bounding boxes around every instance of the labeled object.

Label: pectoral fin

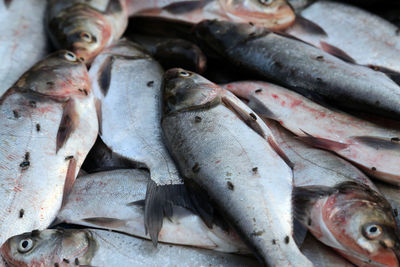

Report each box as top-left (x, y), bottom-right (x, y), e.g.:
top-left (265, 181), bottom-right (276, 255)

top-left (297, 130), bottom-right (349, 151)
top-left (56, 100), bottom-right (78, 153)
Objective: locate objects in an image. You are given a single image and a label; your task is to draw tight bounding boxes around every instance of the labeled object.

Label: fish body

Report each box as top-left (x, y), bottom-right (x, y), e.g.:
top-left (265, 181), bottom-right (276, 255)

top-left (89, 40), bottom-right (190, 244)
top-left (47, 0), bottom-right (128, 63)
top-left (196, 20), bottom-right (400, 120)
top-left (223, 81), bottom-right (400, 185)
top-left (375, 182), bottom-right (400, 229)
top-left (134, 0), bottom-right (295, 31)
top-left (286, 1), bottom-right (400, 73)
top-left (1, 229), bottom-right (260, 267)
top-left (0, 51), bottom-right (98, 246)
top-left (56, 169), bottom-right (249, 253)
top-left (0, 0), bottom-right (49, 97)
top-left (162, 68), bottom-right (312, 266)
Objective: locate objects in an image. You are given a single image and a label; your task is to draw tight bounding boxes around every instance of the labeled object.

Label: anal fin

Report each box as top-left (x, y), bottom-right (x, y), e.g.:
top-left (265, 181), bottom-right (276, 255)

top-left (56, 100), bottom-right (78, 153)
top-left (61, 158), bottom-right (77, 208)
top-left (320, 41), bottom-right (356, 64)
top-left (297, 130), bottom-right (349, 151)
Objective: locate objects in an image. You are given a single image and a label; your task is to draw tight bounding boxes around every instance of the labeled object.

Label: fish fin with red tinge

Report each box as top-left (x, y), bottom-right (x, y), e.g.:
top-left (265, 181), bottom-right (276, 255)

top-left (61, 158), bottom-right (77, 208)
top-left (297, 130), bottom-right (349, 151)
top-left (267, 136), bottom-right (294, 169)
top-left (353, 136), bottom-right (400, 150)
top-left (247, 96), bottom-right (277, 120)
top-left (144, 180), bottom-right (193, 246)
top-left (95, 98), bottom-right (102, 135)
top-left (222, 95), bottom-right (265, 138)
top-left (56, 100), bottom-right (78, 153)
top-left (368, 65), bottom-right (400, 86)
top-left (162, 0), bottom-right (212, 14)
top-left (82, 217), bottom-right (127, 228)
top-left (291, 16), bottom-right (327, 36)
top-left (97, 56), bottom-right (113, 96)
top-left (320, 41), bottom-right (356, 64)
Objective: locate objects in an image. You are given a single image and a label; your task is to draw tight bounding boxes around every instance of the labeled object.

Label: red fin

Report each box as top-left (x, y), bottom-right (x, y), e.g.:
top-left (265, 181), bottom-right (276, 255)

top-left (62, 158), bottom-right (77, 207)
top-left (320, 41), bottom-right (356, 64)
top-left (163, 0), bottom-right (211, 14)
top-left (297, 130), bottom-right (348, 151)
top-left (293, 16), bottom-right (327, 36)
top-left (56, 100), bottom-right (78, 153)
top-left (95, 98), bottom-right (102, 135)
top-left (267, 136), bottom-right (294, 169)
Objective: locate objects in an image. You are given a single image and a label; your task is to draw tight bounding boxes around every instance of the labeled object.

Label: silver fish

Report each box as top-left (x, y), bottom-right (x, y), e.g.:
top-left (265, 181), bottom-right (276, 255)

top-left (161, 68), bottom-right (313, 266)
top-left (0, 50), bottom-right (98, 246)
top-left (56, 169), bottom-right (250, 254)
top-left (89, 39), bottom-right (190, 244)
top-left (0, 0), bottom-right (49, 97)
top-left (1, 229), bottom-right (260, 267)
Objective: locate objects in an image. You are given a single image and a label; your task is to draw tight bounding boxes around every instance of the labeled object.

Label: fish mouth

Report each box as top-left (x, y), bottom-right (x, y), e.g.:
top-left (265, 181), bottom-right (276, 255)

top-left (339, 248), bottom-right (400, 267)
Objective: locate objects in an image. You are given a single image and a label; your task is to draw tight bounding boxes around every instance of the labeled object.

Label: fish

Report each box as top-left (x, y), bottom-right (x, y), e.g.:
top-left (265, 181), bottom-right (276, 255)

top-left (195, 20), bottom-right (400, 120)
top-left (56, 169), bottom-right (250, 254)
top-left (0, 50), bottom-right (98, 246)
top-left (0, 229), bottom-right (260, 267)
top-left (161, 68), bottom-right (313, 266)
top-left (287, 0), bottom-right (315, 12)
top-left (223, 81), bottom-right (400, 185)
top-left (89, 39), bottom-right (191, 245)
top-left (265, 120), bottom-right (400, 266)
top-left (375, 181), bottom-right (400, 230)
top-left (286, 1), bottom-right (400, 74)
top-left (0, 0), bottom-right (49, 97)
top-left (46, 0), bottom-right (128, 63)
top-left (134, 0), bottom-right (295, 31)
top-left (301, 234), bottom-right (354, 267)
top-left (127, 34), bottom-right (207, 73)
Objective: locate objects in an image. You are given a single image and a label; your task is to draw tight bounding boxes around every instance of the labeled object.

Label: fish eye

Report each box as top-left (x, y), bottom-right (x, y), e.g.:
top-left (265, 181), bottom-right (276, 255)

top-left (363, 224), bottom-right (383, 240)
top-left (259, 0), bottom-right (274, 5)
top-left (179, 71), bottom-right (190, 77)
top-left (80, 32), bottom-right (93, 43)
top-left (18, 238), bottom-right (34, 253)
top-left (64, 52), bottom-right (77, 62)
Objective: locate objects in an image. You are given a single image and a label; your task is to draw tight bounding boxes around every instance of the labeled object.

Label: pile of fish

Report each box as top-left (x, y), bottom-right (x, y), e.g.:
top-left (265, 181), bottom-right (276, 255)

top-left (1, 0), bottom-right (400, 266)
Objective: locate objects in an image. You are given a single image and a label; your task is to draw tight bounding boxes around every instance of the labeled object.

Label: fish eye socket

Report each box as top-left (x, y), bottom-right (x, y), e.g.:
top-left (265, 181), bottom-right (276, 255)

top-left (259, 0), bottom-right (274, 5)
top-left (64, 52), bottom-right (77, 62)
top-left (18, 238), bottom-right (33, 253)
top-left (80, 32), bottom-right (93, 43)
top-left (179, 71), bottom-right (190, 77)
top-left (363, 224), bottom-right (383, 240)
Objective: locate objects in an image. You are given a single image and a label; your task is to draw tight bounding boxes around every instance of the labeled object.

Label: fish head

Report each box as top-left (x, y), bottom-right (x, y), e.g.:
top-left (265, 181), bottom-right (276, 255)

top-left (163, 68), bottom-right (222, 114)
top-left (14, 50), bottom-right (90, 100)
top-left (218, 0), bottom-right (295, 30)
top-left (1, 229), bottom-right (94, 266)
top-left (194, 20), bottom-right (269, 55)
top-left (48, 4), bottom-right (112, 63)
top-left (322, 182), bottom-right (400, 267)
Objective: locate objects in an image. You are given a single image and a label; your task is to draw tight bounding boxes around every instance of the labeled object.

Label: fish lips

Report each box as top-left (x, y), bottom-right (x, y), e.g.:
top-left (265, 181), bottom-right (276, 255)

top-left (338, 247), bottom-right (400, 267)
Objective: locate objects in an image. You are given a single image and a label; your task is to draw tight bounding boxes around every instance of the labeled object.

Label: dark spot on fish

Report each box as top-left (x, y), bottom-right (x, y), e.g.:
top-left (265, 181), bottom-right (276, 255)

top-left (19, 209), bottom-right (24, 218)
top-left (195, 116), bottom-right (202, 123)
top-left (272, 239), bottom-right (277, 245)
top-left (307, 218), bottom-right (312, 226)
top-left (63, 259), bottom-right (70, 263)
top-left (284, 236), bottom-right (290, 244)
top-left (75, 258), bottom-right (80, 265)
top-left (255, 89), bottom-right (262, 93)
top-left (371, 167), bottom-right (377, 171)
top-left (47, 81), bottom-right (54, 87)
top-left (192, 163), bottom-right (200, 173)
top-left (394, 209), bottom-right (398, 217)
top-left (147, 81), bottom-right (154, 87)
top-left (54, 264), bottom-right (59, 267)
top-left (227, 181), bottom-right (234, 191)
top-left (391, 137), bottom-right (400, 142)
top-left (249, 32), bottom-right (256, 37)
top-left (375, 100), bottom-right (380, 106)
top-left (20, 160), bottom-right (30, 170)
top-left (24, 152), bottom-right (30, 161)
top-left (316, 78), bottom-right (322, 82)
top-left (253, 218), bottom-right (256, 222)
top-left (249, 22), bottom-right (254, 26)
top-left (273, 61), bottom-right (283, 69)
top-left (249, 113), bottom-right (257, 120)
top-left (251, 230), bottom-right (265, 236)
top-left (371, 66), bottom-right (380, 71)
top-left (65, 155), bottom-right (74, 161)
top-left (316, 55), bottom-right (324, 61)
top-left (29, 101), bottom-right (36, 108)
top-left (83, 89), bottom-right (88, 96)
top-left (13, 110), bottom-right (19, 118)
top-left (36, 124), bottom-right (41, 132)
top-left (252, 167), bottom-right (258, 173)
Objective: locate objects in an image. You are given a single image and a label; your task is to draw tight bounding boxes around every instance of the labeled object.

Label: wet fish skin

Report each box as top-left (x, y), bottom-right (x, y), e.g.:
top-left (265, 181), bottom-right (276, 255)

top-left (90, 39), bottom-right (191, 245)
top-left (375, 182), bottom-right (400, 230)
top-left (0, 0), bottom-right (49, 97)
top-left (223, 81), bottom-right (400, 185)
top-left (266, 121), bottom-right (400, 267)
top-left (286, 1), bottom-right (400, 73)
top-left (1, 229), bottom-right (260, 266)
top-left (196, 20), bottom-right (400, 120)
top-left (46, 0), bottom-right (128, 63)
top-left (162, 68), bottom-right (313, 266)
top-left (56, 169), bottom-right (250, 253)
top-left (0, 50), bottom-right (98, 246)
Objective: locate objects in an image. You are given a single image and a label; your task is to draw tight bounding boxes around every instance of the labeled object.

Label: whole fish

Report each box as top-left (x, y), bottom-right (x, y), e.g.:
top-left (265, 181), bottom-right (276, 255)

top-left (223, 81), bottom-right (400, 185)
top-left (1, 229), bottom-right (260, 267)
top-left (89, 39), bottom-right (190, 245)
top-left (128, 34), bottom-right (207, 73)
top-left (56, 169), bottom-right (250, 253)
top-left (195, 20), bottom-right (400, 120)
top-left (0, 0), bottom-right (49, 97)
top-left (286, 1), bottom-right (400, 73)
top-left (134, 0), bottom-right (295, 31)
top-left (301, 234), bottom-right (354, 267)
top-left (46, 0), bottom-right (128, 63)
top-left (266, 120), bottom-right (400, 267)
top-left (162, 68), bottom-right (313, 266)
top-left (0, 51), bottom-right (98, 246)
top-left (375, 181), bottom-right (400, 229)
